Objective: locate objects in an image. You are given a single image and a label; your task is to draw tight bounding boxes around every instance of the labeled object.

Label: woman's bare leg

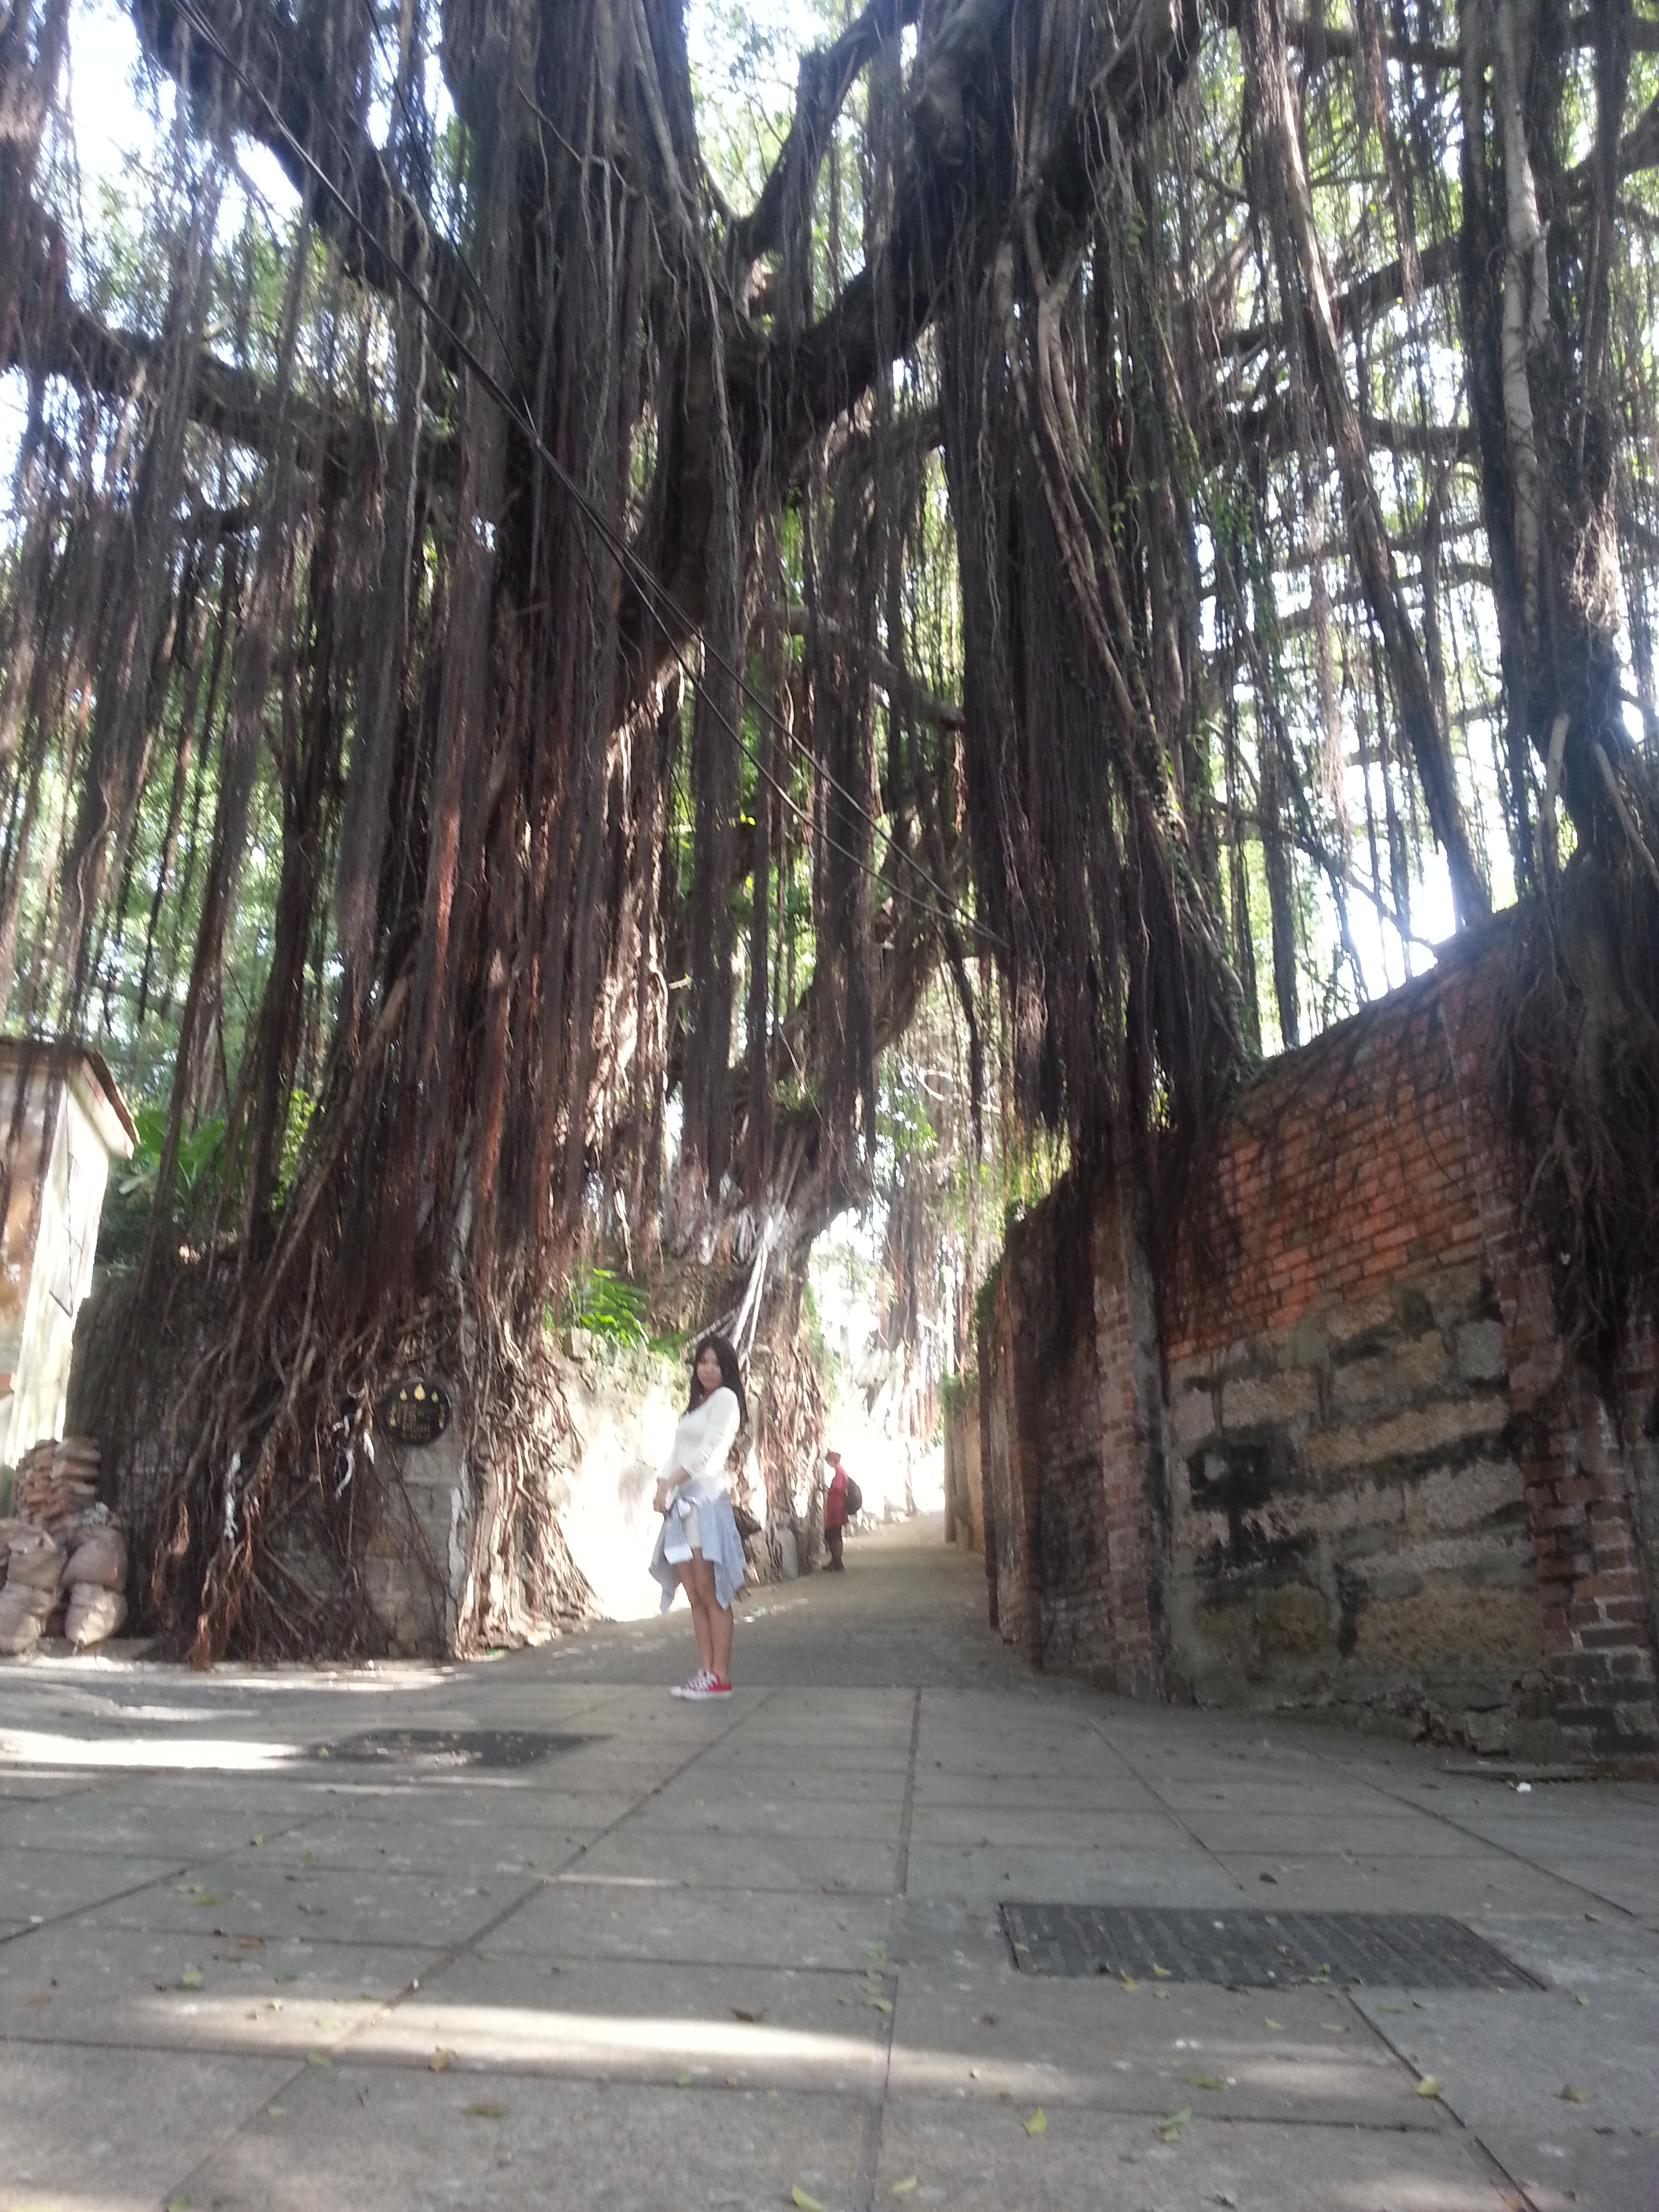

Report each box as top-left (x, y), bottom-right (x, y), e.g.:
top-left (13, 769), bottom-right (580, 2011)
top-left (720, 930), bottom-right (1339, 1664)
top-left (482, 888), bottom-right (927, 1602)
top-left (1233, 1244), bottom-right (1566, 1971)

top-left (688, 1555), bottom-right (733, 1681)
top-left (674, 1560), bottom-right (714, 1673)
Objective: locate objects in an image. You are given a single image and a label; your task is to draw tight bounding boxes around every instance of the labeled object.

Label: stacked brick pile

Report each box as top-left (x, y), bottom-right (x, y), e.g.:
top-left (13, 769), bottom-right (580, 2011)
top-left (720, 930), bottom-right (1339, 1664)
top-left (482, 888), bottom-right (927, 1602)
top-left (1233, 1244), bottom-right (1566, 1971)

top-left (12, 1435), bottom-right (101, 1530)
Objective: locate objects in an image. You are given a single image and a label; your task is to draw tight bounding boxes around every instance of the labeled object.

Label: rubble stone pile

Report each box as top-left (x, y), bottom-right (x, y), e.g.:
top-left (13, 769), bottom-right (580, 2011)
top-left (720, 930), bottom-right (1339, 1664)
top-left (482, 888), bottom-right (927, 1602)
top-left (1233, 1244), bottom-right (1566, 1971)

top-left (0, 1437), bottom-right (127, 1655)
top-left (13, 1436), bottom-right (101, 1530)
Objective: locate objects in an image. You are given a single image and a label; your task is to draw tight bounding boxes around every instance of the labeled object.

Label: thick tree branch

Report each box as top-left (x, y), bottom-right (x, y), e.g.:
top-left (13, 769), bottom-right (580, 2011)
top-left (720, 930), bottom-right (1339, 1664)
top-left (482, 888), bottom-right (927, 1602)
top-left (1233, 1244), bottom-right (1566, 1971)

top-left (1, 183), bottom-right (344, 469)
top-left (1286, 12), bottom-right (1462, 70)
top-left (129, 0), bottom-right (473, 371)
top-left (726, 0), bottom-right (924, 276)
top-left (1216, 233), bottom-right (1460, 360)
top-left (764, 0), bottom-right (1199, 460)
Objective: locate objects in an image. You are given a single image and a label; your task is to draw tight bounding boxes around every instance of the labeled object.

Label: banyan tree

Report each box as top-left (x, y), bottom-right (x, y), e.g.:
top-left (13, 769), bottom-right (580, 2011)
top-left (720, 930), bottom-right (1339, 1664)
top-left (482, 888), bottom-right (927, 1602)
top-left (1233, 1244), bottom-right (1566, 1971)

top-left (0, 0), bottom-right (1655, 1654)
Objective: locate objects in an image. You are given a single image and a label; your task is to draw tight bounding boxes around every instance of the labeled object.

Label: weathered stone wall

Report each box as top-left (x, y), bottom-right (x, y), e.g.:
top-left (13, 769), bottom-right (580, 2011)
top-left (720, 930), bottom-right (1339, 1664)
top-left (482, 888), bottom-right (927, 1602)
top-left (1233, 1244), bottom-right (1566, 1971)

top-left (942, 1376), bottom-right (984, 1554)
top-left (977, 922), bottom-right (1659, 1767)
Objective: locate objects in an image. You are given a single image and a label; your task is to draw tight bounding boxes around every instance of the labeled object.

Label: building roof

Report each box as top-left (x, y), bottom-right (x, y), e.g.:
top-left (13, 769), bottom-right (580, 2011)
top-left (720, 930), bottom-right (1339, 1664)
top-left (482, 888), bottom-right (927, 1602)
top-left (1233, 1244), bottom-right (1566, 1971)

top-left (0, 1038), bottom-right (138, 1158)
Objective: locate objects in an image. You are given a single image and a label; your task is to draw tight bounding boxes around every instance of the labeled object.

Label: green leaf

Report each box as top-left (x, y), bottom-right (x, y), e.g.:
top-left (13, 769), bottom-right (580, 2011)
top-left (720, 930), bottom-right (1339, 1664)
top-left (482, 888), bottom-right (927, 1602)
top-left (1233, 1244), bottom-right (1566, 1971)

top-left (1023, 2108), bottom-right (1047, 2135)
top-left (1159, 2106), bottom-right (1191, 2142)
top-left (1181, 2072), bottom-right (1228, 2091)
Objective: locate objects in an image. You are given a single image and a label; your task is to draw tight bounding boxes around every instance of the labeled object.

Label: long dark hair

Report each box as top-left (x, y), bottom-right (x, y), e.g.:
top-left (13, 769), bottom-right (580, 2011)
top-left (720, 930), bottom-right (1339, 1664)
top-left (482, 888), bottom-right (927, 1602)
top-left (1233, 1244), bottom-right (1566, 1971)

top-left (687, 1332), bottom-right (747, 1427)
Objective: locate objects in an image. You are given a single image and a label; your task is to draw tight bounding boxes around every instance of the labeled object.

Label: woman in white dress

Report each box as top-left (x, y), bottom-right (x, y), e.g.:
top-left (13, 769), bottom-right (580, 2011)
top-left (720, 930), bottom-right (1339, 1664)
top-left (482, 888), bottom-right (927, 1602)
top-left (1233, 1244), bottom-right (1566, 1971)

top-left (649, 1333), bottom-right (749, 1700)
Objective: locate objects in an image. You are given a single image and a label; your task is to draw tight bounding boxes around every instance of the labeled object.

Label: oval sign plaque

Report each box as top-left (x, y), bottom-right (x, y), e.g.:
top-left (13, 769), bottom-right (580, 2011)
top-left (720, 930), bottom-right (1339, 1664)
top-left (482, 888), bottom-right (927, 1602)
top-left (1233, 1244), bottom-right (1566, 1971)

top-left (378, 1378), bottom-right (451, 1446)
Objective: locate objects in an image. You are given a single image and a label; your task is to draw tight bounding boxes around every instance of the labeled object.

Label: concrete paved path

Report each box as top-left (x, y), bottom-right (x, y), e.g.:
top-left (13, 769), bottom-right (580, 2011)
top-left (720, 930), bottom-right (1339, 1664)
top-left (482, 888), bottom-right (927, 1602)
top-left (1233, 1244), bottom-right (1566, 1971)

top-left (0, 1516), bottom-right (1654, 2212)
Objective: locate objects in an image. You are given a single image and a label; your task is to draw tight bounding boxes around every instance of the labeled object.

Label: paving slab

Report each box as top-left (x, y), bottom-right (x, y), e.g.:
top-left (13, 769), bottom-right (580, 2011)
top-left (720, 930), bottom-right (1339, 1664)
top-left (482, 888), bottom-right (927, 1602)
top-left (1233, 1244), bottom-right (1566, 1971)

top-left (348, 1951), bottom-right (890, 2091)
top-left (183, 2066), bottom-right (869, 2212)
top-left (0, 1849), bottom-right (182, 1929)
top-left (0, 2039), bottom-right (298, 2212)
top-left (0, 1513), bottom-right (1653, 2212)
top-left (871, 2100), bottom-right (1517, 2211)
top-left (501, 1877), bottom-right (893, 1969)
top-left (904, 1839), bottom-right (1242, 1906)
top-left (0, 1919), bottom-right (438, 2049)
top-left (571, 1826), bottom-right (901, 1893)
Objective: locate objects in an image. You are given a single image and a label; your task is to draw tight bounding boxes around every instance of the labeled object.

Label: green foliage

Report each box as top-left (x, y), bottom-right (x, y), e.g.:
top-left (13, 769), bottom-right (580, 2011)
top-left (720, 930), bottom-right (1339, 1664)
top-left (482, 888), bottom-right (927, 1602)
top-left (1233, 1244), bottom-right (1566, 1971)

top-left (939, 1367), bottom-right (977, 1418)
top-left (972, 1263), bottom-right (1002, 1349)
top-left (98, 1104), bottom-right (226, 1269)
top-left (560, 1265), bottom-right (652, 1349)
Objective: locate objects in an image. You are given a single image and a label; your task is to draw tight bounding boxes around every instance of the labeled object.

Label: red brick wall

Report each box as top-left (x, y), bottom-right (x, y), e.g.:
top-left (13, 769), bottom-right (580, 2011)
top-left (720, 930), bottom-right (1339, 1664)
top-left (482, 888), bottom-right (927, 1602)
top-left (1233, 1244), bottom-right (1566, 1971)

top-left (978, 922), bottom-right (1659, 1767)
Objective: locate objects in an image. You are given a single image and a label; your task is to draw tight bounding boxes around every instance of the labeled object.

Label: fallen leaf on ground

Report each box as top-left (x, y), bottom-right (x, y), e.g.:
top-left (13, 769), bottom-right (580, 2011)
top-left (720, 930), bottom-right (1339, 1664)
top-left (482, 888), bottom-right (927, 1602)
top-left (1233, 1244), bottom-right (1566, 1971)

top-left (1258, 1872), bottom-right (1277, 1884)
top-left (428, 2049), bottom-right (453, 2072)
top-left (791, 2188), bottom-right (826, 2211)
top-left (1377, 2003), bottom-right (1404, 2013)
top-left (1182, 2072), bottom-right (1227, 2091)
top-left (1119, 1971), bottom-right (1139, 1990)
top-left (167, 2197), bottom-right (190, 2211)
top-left (1152, 1964), bottom-right (1172, 1979)
top-left (675, 2070), bottom-right (693, 2087)
top-left (266, 2107), bottom-right (285, 2118)
top-left (1559, 2084), bottom-right (1589, 2103)
top-left (1575, 1994), bottom-right (1590, 2006)
top-left (1416, 2076), bottom-right (1441, 2099)
top-left (305, 2052), bottom-right (331, 2068)
top-left (464, 2102), bottom-right (508, 2118)
top-left (1265, 2018), bottom-right (1284, 2030)
top-left (890, 2179), bottom-right (919, 2198)
top-left (1159, 2106), bottom-right (1191, 2142)
top-left (733, 2008), bottom-right (765, 2023)
top-left (178, 1970), bottom-right (203, 1990)
top-left (1023, 2108), bottom-right (1047, 2134)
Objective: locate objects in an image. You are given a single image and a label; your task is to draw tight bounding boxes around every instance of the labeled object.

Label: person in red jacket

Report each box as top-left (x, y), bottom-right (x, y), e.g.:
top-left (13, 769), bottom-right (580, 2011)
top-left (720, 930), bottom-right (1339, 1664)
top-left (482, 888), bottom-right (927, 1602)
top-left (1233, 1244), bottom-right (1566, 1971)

top-left (823, 1450), bottom-right (859, 1571)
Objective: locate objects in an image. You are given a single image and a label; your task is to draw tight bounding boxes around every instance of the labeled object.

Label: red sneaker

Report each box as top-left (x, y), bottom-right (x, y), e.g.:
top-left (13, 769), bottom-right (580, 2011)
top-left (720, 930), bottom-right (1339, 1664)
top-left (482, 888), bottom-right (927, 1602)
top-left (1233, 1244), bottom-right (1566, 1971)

top-left (684, 1676), bottom-right (732, 1700)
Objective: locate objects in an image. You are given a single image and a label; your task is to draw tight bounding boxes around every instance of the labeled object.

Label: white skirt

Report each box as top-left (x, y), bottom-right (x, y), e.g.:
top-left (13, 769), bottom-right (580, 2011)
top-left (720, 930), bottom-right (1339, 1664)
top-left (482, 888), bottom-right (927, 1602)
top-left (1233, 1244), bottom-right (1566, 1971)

top-left (649, 1490), bottom-right (748, 1614)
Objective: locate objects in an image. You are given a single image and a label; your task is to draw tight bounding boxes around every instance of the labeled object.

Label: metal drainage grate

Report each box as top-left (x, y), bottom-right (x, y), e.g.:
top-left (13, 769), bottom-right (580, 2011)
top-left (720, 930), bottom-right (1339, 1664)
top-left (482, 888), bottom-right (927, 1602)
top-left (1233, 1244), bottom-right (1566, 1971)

top-left (315, 1729), bottom-right (593, 1771)
top-left (1000, 1904), bottom-right (1536, 1990)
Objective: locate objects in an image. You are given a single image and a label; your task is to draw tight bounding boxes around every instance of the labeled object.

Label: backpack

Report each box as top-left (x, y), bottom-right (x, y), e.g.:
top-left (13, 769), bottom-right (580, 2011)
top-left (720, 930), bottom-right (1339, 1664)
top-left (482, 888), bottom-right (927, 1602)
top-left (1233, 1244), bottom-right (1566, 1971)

top-left (842, 1475), bottom-right (863, 1517)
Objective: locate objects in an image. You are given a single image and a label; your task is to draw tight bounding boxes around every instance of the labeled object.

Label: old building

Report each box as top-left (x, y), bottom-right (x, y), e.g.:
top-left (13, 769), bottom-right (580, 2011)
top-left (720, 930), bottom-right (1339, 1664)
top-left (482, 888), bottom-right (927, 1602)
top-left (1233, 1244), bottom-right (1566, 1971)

top-left (0, 1043), bottom-right (135, 1474)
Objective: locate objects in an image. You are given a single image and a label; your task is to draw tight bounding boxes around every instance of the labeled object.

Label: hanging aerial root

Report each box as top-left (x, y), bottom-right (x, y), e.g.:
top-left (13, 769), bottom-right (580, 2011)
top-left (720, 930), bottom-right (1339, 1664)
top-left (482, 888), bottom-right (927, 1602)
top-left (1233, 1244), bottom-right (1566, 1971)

top-left (69, 1240), bottom-right (596, 1660)
top-left (1498, 854), bottom-right (1659, 1375)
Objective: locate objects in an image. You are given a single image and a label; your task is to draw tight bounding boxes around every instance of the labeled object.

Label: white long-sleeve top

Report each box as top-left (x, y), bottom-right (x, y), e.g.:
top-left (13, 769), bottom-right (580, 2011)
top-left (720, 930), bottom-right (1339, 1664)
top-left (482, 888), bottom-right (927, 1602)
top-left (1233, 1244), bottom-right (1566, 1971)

top-left (657, 1385), bottom-right (741, 1502)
